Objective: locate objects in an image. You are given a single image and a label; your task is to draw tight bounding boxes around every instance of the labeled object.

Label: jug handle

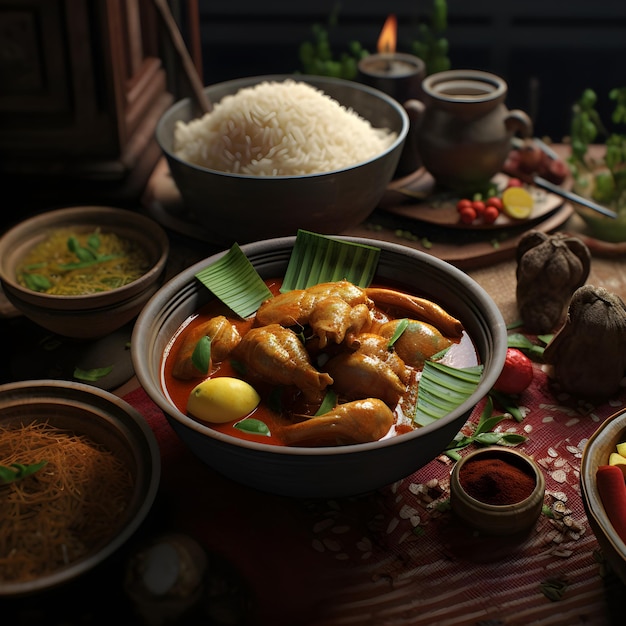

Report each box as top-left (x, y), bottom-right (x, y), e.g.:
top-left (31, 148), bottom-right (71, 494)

top-left (403, 99), bottom-right (426, 127)
top-left (505, 109), bottom-right (533, 138)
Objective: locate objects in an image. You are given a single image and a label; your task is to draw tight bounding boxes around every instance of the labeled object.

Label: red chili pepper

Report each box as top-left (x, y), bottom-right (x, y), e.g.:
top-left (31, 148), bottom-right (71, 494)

top-left (596, 465), bottom-right (626, 543)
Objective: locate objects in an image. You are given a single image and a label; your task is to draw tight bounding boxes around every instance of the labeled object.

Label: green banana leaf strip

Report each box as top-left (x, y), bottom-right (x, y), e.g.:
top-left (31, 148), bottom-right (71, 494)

top-left (195, 243), bottom-right (272, 319)
top-left (281, 230), bottom-right (380, 292)
top-left (415, 361), bottom-right (484, 426)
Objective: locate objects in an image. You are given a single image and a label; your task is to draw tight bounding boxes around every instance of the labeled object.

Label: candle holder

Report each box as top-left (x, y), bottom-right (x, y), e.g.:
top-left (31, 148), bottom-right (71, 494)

top-left (357, 52), bottom-right (426, 104)
top-left (358, 53), bottom-right (426, 177)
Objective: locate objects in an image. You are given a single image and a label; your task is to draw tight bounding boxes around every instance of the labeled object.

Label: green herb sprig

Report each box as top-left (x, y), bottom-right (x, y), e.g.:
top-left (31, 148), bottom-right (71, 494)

top-left (0, 461), bottom-right (48, 485)
top-left (444, 396), bottom-right (527, 461)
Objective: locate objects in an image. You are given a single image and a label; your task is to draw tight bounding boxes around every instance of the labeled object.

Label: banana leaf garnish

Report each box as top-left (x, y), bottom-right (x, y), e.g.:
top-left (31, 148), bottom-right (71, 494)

top-left (414, 361), bottom-right (484, 427)
top-left (195, 243), bottom-right (272, 318)
top-left (281, 230), bottom-right (380, 292)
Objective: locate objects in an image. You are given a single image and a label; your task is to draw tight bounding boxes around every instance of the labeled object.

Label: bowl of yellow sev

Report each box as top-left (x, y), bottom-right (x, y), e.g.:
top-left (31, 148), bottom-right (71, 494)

top-left (0, 206), bottom-right (169, 339)
top-left (0, 379), bottom-right (160, 597)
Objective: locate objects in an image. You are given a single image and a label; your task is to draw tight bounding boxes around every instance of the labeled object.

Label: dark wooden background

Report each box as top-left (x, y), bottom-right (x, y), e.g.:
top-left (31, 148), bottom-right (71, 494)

top-left (194, 0), bottom-right (626, 141)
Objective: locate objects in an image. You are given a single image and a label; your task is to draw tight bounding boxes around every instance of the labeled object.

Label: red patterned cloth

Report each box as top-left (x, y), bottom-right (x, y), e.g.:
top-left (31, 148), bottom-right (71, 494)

top-left (124, 364), bottom-right (626, 625)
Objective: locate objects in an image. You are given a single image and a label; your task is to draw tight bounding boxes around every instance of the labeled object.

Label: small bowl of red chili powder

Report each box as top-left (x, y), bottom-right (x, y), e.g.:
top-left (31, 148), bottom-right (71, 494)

top-left (450, 447), bottom-right (546, 535)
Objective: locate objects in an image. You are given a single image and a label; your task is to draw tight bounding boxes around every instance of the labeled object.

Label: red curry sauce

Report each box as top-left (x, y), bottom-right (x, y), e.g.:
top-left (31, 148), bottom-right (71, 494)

top-left (161, 278), bottom-right (478, 446)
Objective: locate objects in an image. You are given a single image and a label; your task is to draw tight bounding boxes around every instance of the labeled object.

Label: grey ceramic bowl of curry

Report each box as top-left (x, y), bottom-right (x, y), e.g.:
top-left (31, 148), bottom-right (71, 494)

top-left (132, 236), bottom-right (507, 498)
top-left (0, 206), bottom-right (169, 339)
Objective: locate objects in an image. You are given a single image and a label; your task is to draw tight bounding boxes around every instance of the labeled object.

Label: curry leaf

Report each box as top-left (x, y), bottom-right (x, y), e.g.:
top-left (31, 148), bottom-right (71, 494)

top-left (315, 389), bottom-right (337, 416)
top-left (0, 461), bottom-right (48, 484)
top-left (444, 394), bottom-right (527, 459)
top-left (191, 336), bottom-right (211, 374)
top-left (21, 273), bottom-right (52, 292)
top-left (234, 418), bottom-right (270, 436)
top-left (386, 318), bottom-right (409, 349)
top-left (87, 233), bottom-right (101, 252)
top-left (506, 333), bottom-right (545, 359)
top-left (489, 390), bottom-right (524, 422)
top-left (73, 365), bottom-right (113, 381)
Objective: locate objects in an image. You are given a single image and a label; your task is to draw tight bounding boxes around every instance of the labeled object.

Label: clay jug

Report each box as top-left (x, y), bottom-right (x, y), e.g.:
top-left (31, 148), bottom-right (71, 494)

top-left (407, 70), bottom-right (532, 192)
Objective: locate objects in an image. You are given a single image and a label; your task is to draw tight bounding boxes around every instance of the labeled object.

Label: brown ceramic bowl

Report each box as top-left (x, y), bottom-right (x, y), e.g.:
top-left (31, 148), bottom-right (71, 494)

top-left (580, 409), bottom-right (626, 585)
top-left (0, 206), bottom-right (169, 339)
top-left (132, 235), bottom-right (507, 498)
top-left (450, 447), bottom-right (546, 535)
top-left (0, 379), bottom-right (160, 597)
top-left (155, 74), bottom-right (409, 246)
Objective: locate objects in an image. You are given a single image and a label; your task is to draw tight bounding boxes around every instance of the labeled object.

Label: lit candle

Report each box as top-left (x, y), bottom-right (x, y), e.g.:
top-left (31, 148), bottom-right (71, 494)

top-left (357, 14), bottom-right (425, 104)
top-left (357, 14), bottom-right (425, 177)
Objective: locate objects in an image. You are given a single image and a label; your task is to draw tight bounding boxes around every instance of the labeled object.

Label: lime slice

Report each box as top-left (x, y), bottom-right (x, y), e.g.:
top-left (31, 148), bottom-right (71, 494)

top-left (502, 187), bottom-right (534, 219)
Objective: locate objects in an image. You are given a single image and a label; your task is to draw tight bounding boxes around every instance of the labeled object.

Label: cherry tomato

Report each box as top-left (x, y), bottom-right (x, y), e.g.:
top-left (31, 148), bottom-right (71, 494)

top-left (471, 200), bottom-right (486, 215)
top-left (459, 206), bottom-right (477, 224)
top-left (493, 348), bottom-right (534, 394)
top-left (507, 178), bottom-right (523, 188)
top-left (486, 197), bottom-right (503, 211)
top-left (482, 205), bottom-right (500, 224)
top-left (456, 199), bottom-right (473, 212)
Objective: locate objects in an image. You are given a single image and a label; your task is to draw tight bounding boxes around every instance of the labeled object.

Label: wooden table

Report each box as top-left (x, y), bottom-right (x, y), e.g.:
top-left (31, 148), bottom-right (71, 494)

top-left (3, 152), bottom-right (626, 626)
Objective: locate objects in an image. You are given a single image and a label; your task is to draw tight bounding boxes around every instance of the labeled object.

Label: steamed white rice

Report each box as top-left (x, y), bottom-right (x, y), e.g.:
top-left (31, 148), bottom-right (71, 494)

top-left (172, 80), bottom-right (397, 176)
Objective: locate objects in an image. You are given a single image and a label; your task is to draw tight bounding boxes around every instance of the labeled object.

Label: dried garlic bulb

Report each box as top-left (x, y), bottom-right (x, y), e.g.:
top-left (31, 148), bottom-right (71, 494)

top-left (543, 285), bottom-right (626, 399)
top-left (516, 231), bottom-right (590, 334)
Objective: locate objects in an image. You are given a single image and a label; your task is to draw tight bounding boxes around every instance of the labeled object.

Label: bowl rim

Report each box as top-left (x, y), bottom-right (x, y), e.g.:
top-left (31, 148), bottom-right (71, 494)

top-left (156, 73), bottom-right (410, 181)
top-left (0, 206), bottom-right (170, 306)
top-left (0, 378), bottom-right (161, 597)
top-left (132, 235), bottom-right (508, 457)
top-left (580, 408), bottom-right (626, 555)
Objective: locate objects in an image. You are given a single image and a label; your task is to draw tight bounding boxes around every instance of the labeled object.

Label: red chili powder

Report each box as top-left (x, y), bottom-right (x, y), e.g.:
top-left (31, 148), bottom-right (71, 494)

top-left (459, 456), bottom-right (536, 505)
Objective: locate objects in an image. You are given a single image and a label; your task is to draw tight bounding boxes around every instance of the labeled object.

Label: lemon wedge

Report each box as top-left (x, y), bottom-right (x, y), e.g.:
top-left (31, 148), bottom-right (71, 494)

top-left (502, 187), bottom-right (534, 219)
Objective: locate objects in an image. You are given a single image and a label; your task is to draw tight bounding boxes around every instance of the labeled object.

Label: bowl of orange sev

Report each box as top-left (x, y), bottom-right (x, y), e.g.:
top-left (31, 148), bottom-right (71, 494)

top-left (0, 206), bottom-right (169, 339)
top-left (0, 379), bottom-right (160, 596)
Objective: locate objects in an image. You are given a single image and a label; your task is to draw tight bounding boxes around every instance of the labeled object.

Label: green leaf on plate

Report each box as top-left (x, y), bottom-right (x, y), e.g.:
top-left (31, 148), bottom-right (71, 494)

top-left (281, 230), bottom-right (380, 292)
top-left (73, 365), bottom-right (113, 381)
top-left (195, 243), bottom-right (272, 318)
top-left (191, 335), bottom-right (211, 375)
top-left (234, 417), bottom-right (271, 437)
top-left (414, 361), bottom-right (484, 426)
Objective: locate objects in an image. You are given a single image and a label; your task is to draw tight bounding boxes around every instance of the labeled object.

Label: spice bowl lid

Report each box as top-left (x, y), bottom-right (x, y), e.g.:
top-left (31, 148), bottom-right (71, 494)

top-left (450, 446), bottom-right (546, 536)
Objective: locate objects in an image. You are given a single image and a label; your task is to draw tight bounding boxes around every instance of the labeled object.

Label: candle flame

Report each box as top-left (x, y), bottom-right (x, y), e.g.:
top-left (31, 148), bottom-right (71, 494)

top-left (377, 14), bottom-right (397, 54)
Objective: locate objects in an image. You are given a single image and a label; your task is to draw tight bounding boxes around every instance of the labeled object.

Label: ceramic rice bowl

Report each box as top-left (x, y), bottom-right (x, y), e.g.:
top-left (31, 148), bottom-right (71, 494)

top-left (0, 380), bottom-right (160, 597)
top-left (0, 206), bottom-right (170, 339)
top-left (155, 75), bottom-right (409, 246)
top-left (580, 409), bottom-right (626, 585)
top-left (132, 236), bottom-right (507, 498)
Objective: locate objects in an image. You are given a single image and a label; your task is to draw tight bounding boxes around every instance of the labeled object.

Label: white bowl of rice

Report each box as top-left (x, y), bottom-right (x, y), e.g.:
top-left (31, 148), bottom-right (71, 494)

top-left (156, 75), bottom-right (409, 245)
